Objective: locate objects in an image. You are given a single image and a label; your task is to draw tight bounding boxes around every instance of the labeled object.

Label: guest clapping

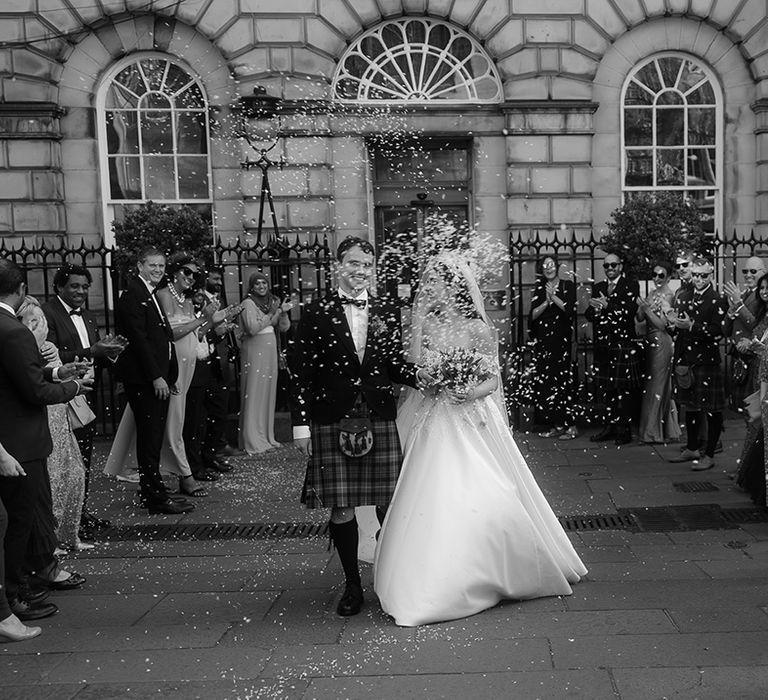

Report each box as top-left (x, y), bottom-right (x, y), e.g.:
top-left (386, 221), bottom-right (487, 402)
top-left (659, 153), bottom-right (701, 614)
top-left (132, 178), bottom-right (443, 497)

top-left (239, 272), bottom-right (292, 454)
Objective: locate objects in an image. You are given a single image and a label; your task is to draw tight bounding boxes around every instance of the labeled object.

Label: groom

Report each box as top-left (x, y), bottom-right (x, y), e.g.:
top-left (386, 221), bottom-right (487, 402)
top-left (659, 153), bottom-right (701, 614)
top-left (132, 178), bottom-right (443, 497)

top-left (292, 236), bottom-right (430, 616)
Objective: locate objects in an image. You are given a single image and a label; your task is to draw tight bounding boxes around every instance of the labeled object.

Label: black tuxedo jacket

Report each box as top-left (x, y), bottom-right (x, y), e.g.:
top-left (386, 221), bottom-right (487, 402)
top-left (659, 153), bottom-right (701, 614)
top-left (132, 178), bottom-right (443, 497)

top-left (291, 294), bottom-right (417, 426)
top-left (585, 276), bottom-right (639, 347)
top-left (115, 276), bottom-right (178, 386)
top-left (42, 296), bottom-right (101, 364)
top-left (673, 284), bottom-right (727, 366)
top-left (0, 307), bottom-right (79, 462)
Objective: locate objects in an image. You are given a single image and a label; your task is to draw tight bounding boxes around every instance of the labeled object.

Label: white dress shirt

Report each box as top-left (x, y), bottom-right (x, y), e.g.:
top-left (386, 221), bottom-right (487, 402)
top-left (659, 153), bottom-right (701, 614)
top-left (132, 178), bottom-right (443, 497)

top-left (58, 296), bottom-right (90, 351)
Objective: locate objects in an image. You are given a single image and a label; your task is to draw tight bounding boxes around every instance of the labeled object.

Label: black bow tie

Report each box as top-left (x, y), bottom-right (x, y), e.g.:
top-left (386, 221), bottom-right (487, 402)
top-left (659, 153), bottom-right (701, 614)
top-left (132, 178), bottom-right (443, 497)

top-left (69, 309), bottom-right (82, 316)
top-left (340, 296), bottom-right (367, 309)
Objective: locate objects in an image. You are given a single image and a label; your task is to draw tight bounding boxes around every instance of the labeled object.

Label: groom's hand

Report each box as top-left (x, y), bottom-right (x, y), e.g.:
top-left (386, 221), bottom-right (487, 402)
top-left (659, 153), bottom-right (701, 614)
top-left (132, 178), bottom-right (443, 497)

top-left (416, 368), bottom-right (438, 389)
top-left (294, 437), bottom-right (312, 456)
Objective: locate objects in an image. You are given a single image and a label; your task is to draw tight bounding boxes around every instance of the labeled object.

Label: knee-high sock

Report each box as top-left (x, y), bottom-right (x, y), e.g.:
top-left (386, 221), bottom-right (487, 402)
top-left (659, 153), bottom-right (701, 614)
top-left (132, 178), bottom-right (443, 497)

top-left (328, 518), bottom-right (361, 586)
top-left (705, 412), bottom-right (723, 457)
top-left (686, 411), bottom-right (700, 452)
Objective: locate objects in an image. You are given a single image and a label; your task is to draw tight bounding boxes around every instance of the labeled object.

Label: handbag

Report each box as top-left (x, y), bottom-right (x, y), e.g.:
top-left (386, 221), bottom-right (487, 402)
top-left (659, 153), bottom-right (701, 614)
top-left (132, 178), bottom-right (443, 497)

top-left (67, 394), bottom-right (96, 430)
top-left (338, 397), bottom-right (373, 458)
top-left (744, 390), bottom-right (761, 422)
top-left (674, 364), bottom-right (694, 390)
top-left (732, 356), bottom-right (749, 386)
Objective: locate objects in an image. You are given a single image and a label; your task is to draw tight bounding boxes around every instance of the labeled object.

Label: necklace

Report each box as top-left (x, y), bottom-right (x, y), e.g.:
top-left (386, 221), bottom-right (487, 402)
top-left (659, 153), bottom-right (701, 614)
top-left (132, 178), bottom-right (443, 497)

top-left (168, 283), bottom-right (186, 307)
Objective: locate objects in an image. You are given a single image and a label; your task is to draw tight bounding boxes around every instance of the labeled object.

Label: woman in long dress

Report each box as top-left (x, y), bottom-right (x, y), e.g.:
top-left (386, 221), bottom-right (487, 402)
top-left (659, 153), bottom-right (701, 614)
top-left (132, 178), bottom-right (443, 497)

top-left (635, 262), bottom-right (681, 443)
top-left (238, 272), bottom-right (291, 455)
top-left (374, 254), bottom-right (587, 627)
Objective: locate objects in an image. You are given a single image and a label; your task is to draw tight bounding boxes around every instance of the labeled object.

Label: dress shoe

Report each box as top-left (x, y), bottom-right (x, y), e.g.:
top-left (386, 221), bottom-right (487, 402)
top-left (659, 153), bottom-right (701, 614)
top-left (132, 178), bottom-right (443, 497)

top-left (614, 430), bottom-right (632, 446)
top-left (538, 427), bottom-right (564, 438)
top-left (18, 582), bottom-right (49, 604)
top-left (145, 498), bottom-right (195, 515)
top-left (669, 448), bottom-right (700, 463)
top-left (336, 582), bottom-right (364, 616)
top-left (9, 597), bottom-right (59, 621)
top-left (692, 455), bottom-right (715, 471)
top-left (590, 426), bottom-right (616, 442)
top-left (0, 614), bottom-right (42, 642)
top-left (31, 570), bottom-right (86, 591)
top-left (558, 426), bottom-right (579, 441)
top-left (116, 471), bottom-right (140, 483)
top-left (219, 445), bottom-right (246, 457)
top-left (210, 457), bottom-right (233, 473)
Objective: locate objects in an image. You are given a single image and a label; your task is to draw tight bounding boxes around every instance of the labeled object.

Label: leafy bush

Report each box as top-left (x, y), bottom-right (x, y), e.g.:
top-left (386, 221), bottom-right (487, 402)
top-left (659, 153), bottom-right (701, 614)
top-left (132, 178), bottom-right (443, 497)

top-left (112, 202), bottom-right (213, 279)
top-left (601, 192), bottom-right (709, 278)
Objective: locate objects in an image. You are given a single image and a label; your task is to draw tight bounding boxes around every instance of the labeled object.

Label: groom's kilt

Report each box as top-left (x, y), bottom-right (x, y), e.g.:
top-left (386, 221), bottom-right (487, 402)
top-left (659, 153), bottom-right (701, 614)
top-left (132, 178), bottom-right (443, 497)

top-left (301, 414), bottom-right (402, 509)
top-left (594, 343), bottom-right (644, 391)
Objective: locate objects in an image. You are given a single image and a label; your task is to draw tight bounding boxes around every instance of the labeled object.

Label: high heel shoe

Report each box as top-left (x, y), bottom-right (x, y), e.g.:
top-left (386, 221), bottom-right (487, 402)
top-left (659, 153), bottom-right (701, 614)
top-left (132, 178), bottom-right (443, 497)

top-left (0, 614), bottom-right (42, 642)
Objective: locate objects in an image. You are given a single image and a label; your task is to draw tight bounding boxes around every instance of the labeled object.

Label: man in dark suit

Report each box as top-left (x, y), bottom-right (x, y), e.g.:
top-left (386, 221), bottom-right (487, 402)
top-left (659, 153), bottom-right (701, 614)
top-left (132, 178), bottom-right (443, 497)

top-left (115, 247), bottom-right (192, 515)
top-left (585, 252), bottom-right (642, 445)
top-left (42, 264), bottom-right (127, 538)
top-left (669, 258), bottom-right (728, 471)
top-left (292, 236), bottom-right (431, 616)
top-left (0, 260), bottom-right (90, 620)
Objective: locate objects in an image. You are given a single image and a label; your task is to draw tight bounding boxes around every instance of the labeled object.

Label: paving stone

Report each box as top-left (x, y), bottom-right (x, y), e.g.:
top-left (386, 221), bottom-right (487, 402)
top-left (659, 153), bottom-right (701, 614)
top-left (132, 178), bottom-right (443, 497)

top-left (612, 666), bottom-right (768, 700)
top-left (70, 678), bottom-right (309, 699)
top-left (695, 558), bottom-right (768, 578)
top-left (32, 594), bottom-right (160, 629)
top-left (629, 543), bottom-right (751, 562)
top-left (0, 654), bottom-right (70, 686)
top-left (584, 560), bottom-right (710, 581)
top-left (304, 669), bottom-right (616, 700)
top-left (43, 648), bottom-right (271, 684)
top-left (263, 637), bottom-right (554, 677)
top-left (0, 624), bottom-right (229, 655)
top-left (667, 607), bottom-right (768, 633)
top-left (0, 686), bottom-right (81, 700)
top-left (551, 631), bottom-right (768, 669)
top-left (59, 571), bottom-right (254, 596)
top-left (143, 591), bottom-right (278, 626)
top-left (578, 546), bottom-right (636, 563)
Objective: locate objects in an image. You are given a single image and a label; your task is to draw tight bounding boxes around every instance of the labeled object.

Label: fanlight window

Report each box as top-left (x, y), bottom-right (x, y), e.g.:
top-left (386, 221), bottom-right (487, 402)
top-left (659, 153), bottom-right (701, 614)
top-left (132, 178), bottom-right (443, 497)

top-left (621, 53), bottom-right (721, 227)
top-left (333, 18), bottom-right (502, 104)
top-left (101, 56), bottom-right (211, 201)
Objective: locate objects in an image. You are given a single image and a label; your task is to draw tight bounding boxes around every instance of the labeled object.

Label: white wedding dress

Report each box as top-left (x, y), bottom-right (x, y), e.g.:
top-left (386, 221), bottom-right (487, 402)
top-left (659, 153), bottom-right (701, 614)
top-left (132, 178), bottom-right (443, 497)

top-left (373, 255), bottom-right (587, 627)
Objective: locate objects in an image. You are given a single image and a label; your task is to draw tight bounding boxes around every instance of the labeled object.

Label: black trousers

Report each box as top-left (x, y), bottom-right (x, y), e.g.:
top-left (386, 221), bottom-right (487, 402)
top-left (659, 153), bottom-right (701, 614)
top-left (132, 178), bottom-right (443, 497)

top-left (183, 383), bottom-right (207, 475)
top-left (123, 383), bottom-right (169, 504)
top-left (0, 458), bottom-right (56, 599)
top-left (202, 374), bottom-right (229, 464)
top-left (73, 418), bottom-right (96, 511)
top-left (0, 498), bottom-right (12, 618)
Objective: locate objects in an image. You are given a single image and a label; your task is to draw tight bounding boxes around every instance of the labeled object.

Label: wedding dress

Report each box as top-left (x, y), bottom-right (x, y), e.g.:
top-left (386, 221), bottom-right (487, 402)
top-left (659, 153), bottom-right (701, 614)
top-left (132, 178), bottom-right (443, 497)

top-left (373, 253), bottom-right (587, 627)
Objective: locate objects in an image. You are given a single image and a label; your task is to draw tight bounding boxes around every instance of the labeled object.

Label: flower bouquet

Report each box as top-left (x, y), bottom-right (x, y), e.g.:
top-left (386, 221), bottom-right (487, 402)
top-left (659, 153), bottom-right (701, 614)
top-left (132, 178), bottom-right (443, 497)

top-left (420, 346), bottom-right (497, 393)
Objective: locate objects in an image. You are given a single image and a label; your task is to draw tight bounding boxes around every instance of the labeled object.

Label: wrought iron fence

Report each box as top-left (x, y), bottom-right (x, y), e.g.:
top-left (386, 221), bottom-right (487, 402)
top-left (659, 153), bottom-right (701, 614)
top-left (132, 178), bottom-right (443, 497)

top-left (0, 233), bottom-right (333, 435)
top-left (505, 227), bottom-right (768, 427)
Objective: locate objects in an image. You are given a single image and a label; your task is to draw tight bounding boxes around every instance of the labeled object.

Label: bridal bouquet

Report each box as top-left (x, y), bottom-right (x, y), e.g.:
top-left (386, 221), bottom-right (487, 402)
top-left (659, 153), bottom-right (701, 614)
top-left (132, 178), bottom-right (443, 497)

top-left (420, 346), bottom-right (496, 392)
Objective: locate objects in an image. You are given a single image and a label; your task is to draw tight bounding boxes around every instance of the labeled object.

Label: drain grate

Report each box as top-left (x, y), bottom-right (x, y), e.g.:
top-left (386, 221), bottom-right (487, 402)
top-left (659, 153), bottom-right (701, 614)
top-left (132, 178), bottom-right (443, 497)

top-left (673, 481), bottom-right (720, 493)
top-left (720, 507), bottom-right (768, 525)
top-left (559, 514), bottom-right (636, 531)
top-left (100, 522), bottom-right (329, 542)
top-left (621, 504), bottom-right (741, 532)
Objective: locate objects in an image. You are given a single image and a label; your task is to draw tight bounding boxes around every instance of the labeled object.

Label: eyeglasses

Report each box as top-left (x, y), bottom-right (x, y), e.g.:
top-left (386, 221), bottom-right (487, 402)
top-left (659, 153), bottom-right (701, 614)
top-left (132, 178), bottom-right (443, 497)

top-left (675, 262), bottom-right (690, 269)
top-left (179, 267), bottom-right (198, 277)
top-left (691, 272), bottom-right (711, 279)
top-left (743, 269), bottom-right (760, 275)
top-left (603, 262), bottom-right (620, 269)
top-left (652, 272), bottom-right (667, 279)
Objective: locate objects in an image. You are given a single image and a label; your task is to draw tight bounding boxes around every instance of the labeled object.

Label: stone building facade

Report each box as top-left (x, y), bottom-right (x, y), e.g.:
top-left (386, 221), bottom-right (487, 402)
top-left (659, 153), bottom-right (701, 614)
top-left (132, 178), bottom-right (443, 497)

top-left (1, 0), bottom-right (767, 292)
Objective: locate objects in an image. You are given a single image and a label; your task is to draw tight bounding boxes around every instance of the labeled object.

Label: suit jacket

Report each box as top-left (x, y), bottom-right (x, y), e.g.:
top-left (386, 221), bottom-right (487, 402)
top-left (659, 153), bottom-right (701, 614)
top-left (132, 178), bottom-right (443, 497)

top-left (115, 276), bottom-right (178, 386)
top-left (723, 287), bottom-right (761, 347)
top-left (0, 307), bottom-right (79, 462)
top-left (291, 294), bottom-right (417, 426)
top-left (673, 284), bottom-right (727, 366)
top-left (585, 276), bottom-right (639, 348)
top-left (42, 296), bottom-right (101, 364)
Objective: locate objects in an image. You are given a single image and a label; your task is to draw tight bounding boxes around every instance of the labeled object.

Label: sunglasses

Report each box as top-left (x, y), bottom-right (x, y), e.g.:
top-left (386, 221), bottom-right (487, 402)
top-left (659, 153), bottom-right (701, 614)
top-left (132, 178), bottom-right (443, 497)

top-left (603, 262), bottom-right (620, 269)
top-left (743, 269), bottom-right (760, 275)
top-left (691, 272), bottom-right (711, 279)
top-left (675, 262), bottom-right (690, 268)
top-left (652, 272), bottom-right (667, 279)
top-left (179, 267), bottom-right (198, 277)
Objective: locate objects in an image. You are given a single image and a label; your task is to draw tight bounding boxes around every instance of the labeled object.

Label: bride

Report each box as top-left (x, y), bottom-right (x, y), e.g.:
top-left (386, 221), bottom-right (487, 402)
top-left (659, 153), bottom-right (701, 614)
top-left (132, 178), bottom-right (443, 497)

top-left (373, 252), bottom-right (587, 627)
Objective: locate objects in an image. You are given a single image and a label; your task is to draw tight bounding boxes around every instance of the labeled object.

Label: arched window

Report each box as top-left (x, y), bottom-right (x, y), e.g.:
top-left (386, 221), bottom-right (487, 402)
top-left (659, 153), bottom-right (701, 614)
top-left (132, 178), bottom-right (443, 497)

top-left (621, 53), bottom-right (721, 231)
top-left (96, 54), bottom-right (212, 239)
top-left (333, 18), bottom-right (502, 104)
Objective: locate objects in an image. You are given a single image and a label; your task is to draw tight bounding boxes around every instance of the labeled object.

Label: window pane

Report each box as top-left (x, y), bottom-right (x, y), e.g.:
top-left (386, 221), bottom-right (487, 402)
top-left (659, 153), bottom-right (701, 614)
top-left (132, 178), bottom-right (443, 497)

top-left (108, 156), bottom-right (142, 199)
top-left (634, 63), bottom-right (661, 93)
top-left (657, 150), bottom-right (684, 185)
top-left (114, 64), bottom-right (146, 97)
top-left (177, 157), bottom-right (209, 198)
top-left (145, 93), bottom-right (171, 109)
top-left (176, 112), bottom-right (207, 154)
top-left (624, 108), bottom-right (652, 146)
top-left (176, 83), bottom-right (205, 109)
top-left (687, 82), bottom-right (715, 105)
top-left (656, 108), bottom-right (684, 145)
top-left (687, 148), bottom-right (716, 186)
top-left (105, 83), bottom-right (138, 109)
top-left (140, 111), bottom-right (173, 153)
top-left (140, 59), bottom-right (169, 91)
top-left (144, 156), bottom-right (176, 199)
top-left (625, 80), bottom-right (653, 105)
top-left (375, 148), bottom-right (468, 183)
top-left (656, 90), bottom-right (682, 105)
top-left (689, 108), bottom-right (715, 144)
top-left (164, 63), bottom-right (194, 96)
top-left (106, 112), bottom-right (139, 154)
top-left (658, 57), bottom-right (682, 88)
top-left (679, 61), bottom-right (707, 93)
top-left (625, 149), bottom-right (653, 186)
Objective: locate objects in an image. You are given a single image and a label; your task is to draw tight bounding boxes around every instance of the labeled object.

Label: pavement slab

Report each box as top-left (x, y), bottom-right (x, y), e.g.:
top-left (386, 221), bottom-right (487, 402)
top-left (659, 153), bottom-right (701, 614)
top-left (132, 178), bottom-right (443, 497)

top-left (2, 686), bottom-right (82, 700)
top-left (667, 607), bottom-right (768, 633)
top-left (612, 666), bottom-right (768, 700)
top-left (67, 678), bottom-right (310, 700)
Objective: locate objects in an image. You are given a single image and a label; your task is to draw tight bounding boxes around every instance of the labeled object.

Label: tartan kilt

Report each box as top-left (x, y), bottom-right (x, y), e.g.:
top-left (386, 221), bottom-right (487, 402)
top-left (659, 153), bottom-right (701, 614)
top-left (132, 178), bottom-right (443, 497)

top-left (301, 415), bottom-right (403, 509)
top-left (675, 364), bottom-right (726, 412)
top-left (594, 344), bottom-right (644, 391)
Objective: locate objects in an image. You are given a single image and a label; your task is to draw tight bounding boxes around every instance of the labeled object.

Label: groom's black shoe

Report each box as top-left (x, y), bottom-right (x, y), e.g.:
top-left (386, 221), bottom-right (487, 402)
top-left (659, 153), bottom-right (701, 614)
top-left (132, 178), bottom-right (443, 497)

top-left (336, 582), bottom-right (364, 616)
top-left (590, 425), bottom-right (616, 442)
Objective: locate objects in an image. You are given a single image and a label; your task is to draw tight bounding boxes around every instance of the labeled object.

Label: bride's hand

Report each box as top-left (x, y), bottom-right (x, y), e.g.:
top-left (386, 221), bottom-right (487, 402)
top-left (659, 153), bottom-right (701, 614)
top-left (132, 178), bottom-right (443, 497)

top-left (446, 386), bottom-right (475, 403)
